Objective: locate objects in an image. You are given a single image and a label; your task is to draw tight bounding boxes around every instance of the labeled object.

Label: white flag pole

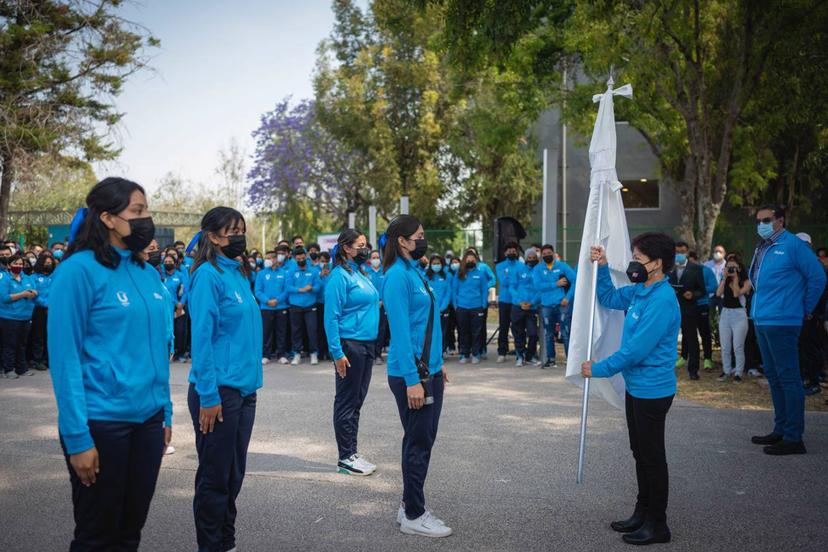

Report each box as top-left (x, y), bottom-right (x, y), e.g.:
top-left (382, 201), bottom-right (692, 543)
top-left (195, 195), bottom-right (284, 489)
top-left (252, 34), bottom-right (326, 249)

top-left (577, 179), bottom-right (605, 485)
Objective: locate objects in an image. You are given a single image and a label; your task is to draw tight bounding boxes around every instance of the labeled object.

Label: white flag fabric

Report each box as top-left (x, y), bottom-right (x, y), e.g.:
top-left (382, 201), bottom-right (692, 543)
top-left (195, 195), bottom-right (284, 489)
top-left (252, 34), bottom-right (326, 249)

top-left (564, 81), bottom-right (633, 410)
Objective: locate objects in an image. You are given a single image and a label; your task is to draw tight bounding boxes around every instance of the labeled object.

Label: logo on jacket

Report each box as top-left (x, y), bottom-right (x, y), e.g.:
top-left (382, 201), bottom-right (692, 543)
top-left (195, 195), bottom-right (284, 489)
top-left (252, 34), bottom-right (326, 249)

top-left (153, 292), bottom-right (164, 301)
top-left (116, 291), bottom-right (130, 307)
top-left (773, 250), bottom-right (785, 255)
top-left (265, 274), bottom-right (271, 280)
top-left (234, 291), bottom-right (243, 303)
top-left (632, 311), bottom-right (640, 320)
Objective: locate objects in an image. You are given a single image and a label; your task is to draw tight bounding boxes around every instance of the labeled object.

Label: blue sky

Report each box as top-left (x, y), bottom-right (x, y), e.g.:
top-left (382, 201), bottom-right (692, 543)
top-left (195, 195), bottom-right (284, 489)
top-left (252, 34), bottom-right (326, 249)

top-left (94, 0), bottom-right (345, 193)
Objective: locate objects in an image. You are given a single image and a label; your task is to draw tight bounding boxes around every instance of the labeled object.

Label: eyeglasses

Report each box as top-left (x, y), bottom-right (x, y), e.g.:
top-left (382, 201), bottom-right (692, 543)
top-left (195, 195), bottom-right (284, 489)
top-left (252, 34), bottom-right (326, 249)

top-left (756, 217), bottom-right (774, 224)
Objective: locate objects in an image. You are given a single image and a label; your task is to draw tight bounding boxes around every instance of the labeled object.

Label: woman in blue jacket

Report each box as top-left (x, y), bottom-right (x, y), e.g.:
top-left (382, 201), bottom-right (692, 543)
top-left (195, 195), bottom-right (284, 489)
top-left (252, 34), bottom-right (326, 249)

top-left (48, 177), bottom-right (171, 550)
top-left (382, 215), bottom-right (452, 538)
top-left (187, 206), bottom-right (263, 552)
top-left (28, 252), bottom-right (56, 371)
top-left (451, 250), bottom-right (489, 364)
top-left (581, 232), bottom-right (680, 546)
top-left (0, 255), bottom-right (38, 377)
top-left (324, 229), bottom-right (380, 477)
top-left (426, 255), bottom-right (453, 355)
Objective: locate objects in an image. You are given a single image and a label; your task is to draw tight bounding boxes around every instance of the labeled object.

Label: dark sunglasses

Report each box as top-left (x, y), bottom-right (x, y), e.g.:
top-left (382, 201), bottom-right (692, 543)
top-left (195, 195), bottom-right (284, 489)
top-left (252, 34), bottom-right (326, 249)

top-left (756, 217), bottom-right (774, 224)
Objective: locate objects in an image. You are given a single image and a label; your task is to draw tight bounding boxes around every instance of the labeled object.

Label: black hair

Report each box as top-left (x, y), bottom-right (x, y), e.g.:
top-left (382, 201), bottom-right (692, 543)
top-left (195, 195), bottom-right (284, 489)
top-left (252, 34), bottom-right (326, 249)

top-left (504, 241), bottom-right (519, 251)
top-left (816, 247), bottom-right (827, 256)
top-left (382, 215), bottom-right (422, 273)
top-left (308, 242), bottom-right (321, 251)
top-left (190, 206), bottom-right (247, 275)
top-left (291, 235), bottom-right (304, 243)
top-left (33, 251), bottom-right (56, 274)
top-left (725, 255), bottom-right (748, 286)
top-left (426, 254), bottom-right (447, 280)
top-left (278, 239), bottom-right (290, 246)
top-left (0, 245), bottom-right (9, 253)
top-left (52, 242), bottom-right (65, 249)
top-left (688, 251), bottom-right (698, 261)
top-left (675, 241), bottom-right (689, 249)
top-left (757, 203), bottom-right (785, 223)
top-left (275, 244), bottom-right (290, 253)
top-left (334, 228), bottom-right (364, 273)
top-left (631, 232), bottom-right (676, 274)
top-left (66, 177), bottom-right (147, 269)
top-left (320, 251), bottom-right (331, 262)
top-left (292, 245), bottom-right (307, 257)
top-left (173, 240), bottom-right (185, 248)
top-left (541, 244), bottom-right (554, 253)
top-left (7, 253), bottom-right (24, 271)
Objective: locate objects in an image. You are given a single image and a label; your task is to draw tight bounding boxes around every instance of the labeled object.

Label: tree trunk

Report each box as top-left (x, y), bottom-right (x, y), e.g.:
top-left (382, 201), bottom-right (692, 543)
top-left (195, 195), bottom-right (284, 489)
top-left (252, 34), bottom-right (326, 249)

top-left (0, 151), bottom-right (13, 240)
top-left (675, 155), bottom-right (697, 246)
top-left (695, 176), bottom-right (721, 261)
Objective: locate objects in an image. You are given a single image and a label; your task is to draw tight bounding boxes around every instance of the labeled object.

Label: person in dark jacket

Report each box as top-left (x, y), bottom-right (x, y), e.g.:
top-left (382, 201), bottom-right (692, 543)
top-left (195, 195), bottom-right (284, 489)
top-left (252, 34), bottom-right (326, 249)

top-left (667, 241), bottom-right (706, 380)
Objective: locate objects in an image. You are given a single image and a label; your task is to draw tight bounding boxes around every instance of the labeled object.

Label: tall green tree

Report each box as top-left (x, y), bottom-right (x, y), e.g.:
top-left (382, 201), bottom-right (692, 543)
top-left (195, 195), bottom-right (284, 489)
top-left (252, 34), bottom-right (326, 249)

top-left (0, 0), bottom-right (158, 237)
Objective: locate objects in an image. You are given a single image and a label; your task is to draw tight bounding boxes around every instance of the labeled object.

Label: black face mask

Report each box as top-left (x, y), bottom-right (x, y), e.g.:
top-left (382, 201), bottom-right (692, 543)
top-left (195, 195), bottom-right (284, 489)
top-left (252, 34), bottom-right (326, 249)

top-left (507, 253), bottom-right (518, 261)
top-left (542, 255), bottom-right (555, 264)
top-left (147, 250), bottom-right (162, 267)
top-left (221, 234), bottom-right (246, 259)
top-left (164, 262), bottom-right (176, 272)
top-left (465, 261), bottom-right (477, 270)
top-left (0, 257), bottom-right (8, 266)
top-left (309, 252), bottom-right (319, 261)
top-left (297, 259), bottom-right (307, 268)
top-left (527, 260), bottom-right (539, 268)
top-left (42, 264), bottom-right (54, 274)
top-left (353, 247), bottom-right (370, 265)
top-left (626, 261), bottom-right (652, 283)
top-left (410, 238), bottom-right (428, 260)
top-left (121, 216), bottom-right (155, 253)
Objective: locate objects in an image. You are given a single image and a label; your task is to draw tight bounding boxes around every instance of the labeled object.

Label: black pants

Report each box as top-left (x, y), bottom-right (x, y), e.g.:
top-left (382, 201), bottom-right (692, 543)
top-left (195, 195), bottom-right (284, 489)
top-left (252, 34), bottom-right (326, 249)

top-left (62, 409), bottom-right (164, 552)
top-left (333, 339), bottom-right (375, 459)
top-left (290, 306), bottom-right (318, 355)
top-left (188, 384), bottom-right (256, 552)
top-left (511, 305), bottom-right (539, 360)
top-left (266, 310), bottom-right (291, 358)
top-left (800, 316), bottom-right (824, 385)
top-left (376, 307), bottom-right (389, 357)
top-left (174, 312), bottom-right (189, 360)
top-left (30, 306), bottom-right (48, 365)
top-left (679, 308), bottom-right (700, 375)
top-left (497, 302), bottom-right (512, 356)
top-left (696, 304), bottom-right (712, 360)
top-left (388, 372), bottom-right (445, 520)
top-left (445, 306), bottom-right (457, 351)
top-left (439, 310), bottom-right (450, 351)
top-left (456, 307), bottom-right (485, 357)
top-left (1, 317), bottom-right (31, 375)
top-left (317, 303), bottom-right (330, 360)
top-left (479, 305), bottom-right (490, 354)
top-left (625, 392), bottom-right (673, 524)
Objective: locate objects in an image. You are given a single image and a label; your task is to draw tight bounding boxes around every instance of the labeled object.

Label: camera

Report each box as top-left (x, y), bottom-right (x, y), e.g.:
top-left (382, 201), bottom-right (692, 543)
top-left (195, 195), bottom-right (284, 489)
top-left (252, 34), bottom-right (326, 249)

top-left (727, 266), bottom-right (737, 274)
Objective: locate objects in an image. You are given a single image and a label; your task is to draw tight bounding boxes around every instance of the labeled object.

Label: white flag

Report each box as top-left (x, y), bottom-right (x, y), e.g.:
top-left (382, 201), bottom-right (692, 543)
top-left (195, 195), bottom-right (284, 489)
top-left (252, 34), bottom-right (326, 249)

top-left (564, 81), bottom-right (633, 410)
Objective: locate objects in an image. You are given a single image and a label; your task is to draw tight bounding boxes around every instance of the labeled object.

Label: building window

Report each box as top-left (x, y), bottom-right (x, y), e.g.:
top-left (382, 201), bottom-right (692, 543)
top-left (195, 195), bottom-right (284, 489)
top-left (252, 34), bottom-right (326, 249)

top-left (621, 178), bottom-right (659, 209)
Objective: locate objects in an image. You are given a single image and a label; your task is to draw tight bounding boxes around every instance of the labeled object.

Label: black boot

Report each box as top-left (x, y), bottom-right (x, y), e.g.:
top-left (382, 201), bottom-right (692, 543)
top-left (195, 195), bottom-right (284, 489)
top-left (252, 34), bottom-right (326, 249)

top-left (751, 432), bottom-right (782, 445)
top-left (622, 519), bottom-right (671, 545)
top-left (763, 440), bottom-right (806, 455)
top-left (611, 509), bottom-right (646, 533)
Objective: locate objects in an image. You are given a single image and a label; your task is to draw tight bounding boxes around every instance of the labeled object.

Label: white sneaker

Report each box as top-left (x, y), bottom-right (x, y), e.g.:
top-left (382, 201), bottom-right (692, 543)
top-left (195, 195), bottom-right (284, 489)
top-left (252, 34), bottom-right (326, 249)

top-left (165, 445), bottom-right (176, 455)
top-left (291, 355), bottom-right (301, 366)
top-left (471, 355), bottom-right (480, 365)
top-left (310, 353), bottom-right (319, 365)
top-left (496, 355), bottom-right (506, 363)
top-left (261, 357), bottom-right (270, 365)
top-left (278, 356), bottom-right (289, 365)
top-left (458, 356), bottom-right (468, 364)
top-left (748, 369), bottom-right (761, 378)
top-left (515, 357), bottom-right (524, 367)
top-left (397, 506), bottom-right (447, 527)
top-left (337, 454), bottom-right (375, 476)
top-left (529, 358), bottom-right (541, 367)
top-left (400, 511), bottom-right (452, 538)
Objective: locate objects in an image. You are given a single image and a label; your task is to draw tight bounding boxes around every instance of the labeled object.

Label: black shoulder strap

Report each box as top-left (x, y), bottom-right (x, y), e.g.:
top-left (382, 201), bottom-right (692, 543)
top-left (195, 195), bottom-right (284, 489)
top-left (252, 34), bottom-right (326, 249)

top-left (414, 271), bottom-right (435, 374)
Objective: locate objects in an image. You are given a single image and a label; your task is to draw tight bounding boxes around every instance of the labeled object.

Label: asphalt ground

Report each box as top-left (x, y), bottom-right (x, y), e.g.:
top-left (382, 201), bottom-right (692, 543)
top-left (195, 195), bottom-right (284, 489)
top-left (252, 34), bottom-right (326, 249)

top-left (1, 357), bottom-right (826, 552)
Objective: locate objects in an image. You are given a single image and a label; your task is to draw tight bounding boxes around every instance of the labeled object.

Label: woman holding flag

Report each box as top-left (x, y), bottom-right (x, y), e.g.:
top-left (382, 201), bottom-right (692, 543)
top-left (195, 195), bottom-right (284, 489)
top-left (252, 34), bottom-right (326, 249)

top-left (581, 232), bottom-right (680, 546)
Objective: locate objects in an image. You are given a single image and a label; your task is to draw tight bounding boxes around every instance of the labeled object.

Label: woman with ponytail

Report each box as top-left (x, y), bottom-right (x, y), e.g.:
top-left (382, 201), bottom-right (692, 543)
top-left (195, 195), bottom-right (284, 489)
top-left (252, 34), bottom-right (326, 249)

top-left (47, 177), bottom-right (172, 550)
top-left (323, 228), bottom-right (380, 476)
top-left (186, 206), bottom-right (262, 552)
top-left (382, 215), bottom-right (452, 538)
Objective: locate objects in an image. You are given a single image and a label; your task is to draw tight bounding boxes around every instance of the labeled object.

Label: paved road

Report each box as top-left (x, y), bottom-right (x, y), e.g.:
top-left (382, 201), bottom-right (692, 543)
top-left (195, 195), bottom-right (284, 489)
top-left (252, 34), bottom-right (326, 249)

top-left (1, 360), bottom-right (825, 552)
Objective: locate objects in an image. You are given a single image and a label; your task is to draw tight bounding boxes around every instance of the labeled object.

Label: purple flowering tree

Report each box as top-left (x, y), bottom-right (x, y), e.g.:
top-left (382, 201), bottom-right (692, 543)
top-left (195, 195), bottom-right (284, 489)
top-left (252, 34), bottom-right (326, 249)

top-left (248, 98), bottom-right (369, 223)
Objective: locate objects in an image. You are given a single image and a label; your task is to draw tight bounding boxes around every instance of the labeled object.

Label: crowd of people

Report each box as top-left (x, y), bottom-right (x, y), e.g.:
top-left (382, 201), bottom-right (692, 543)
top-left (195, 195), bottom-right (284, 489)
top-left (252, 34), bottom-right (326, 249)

top-left (4, 174), bottom-right (827, 549)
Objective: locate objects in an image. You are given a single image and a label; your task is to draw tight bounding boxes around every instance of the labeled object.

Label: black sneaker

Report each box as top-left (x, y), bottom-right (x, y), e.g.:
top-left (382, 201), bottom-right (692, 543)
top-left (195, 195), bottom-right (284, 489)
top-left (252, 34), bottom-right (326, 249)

top-left (763, 440), bottom-right (806, 455)
top-left (804, 385), bottom-right (821, 397)
top-left (689, 373), bottom-right (700, 380)
top-left (543, 359), bottom-right (556, 369)
top-left (733, 375), bottom-right (742, 383)
top-left (751, 432), bottom-right (782, 445)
